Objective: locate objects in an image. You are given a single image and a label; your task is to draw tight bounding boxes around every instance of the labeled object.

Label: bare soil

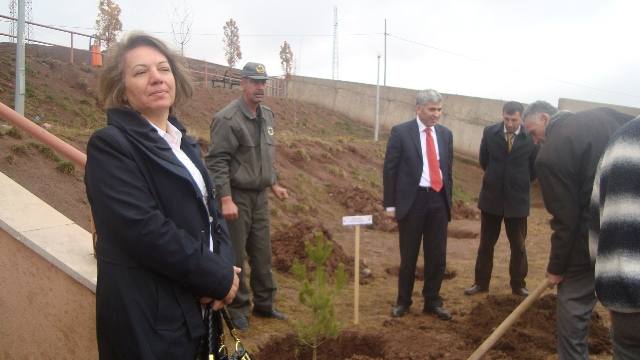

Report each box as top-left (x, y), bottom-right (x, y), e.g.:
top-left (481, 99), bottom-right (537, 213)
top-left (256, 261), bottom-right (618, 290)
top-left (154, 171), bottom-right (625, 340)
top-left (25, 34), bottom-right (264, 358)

top-left (0, 43), bottom-right (612, 359)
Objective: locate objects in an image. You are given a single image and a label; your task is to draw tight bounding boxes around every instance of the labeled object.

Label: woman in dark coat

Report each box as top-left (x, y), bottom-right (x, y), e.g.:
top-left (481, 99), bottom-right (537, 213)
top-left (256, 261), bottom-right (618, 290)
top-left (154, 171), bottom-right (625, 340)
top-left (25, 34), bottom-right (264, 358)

top-left (85, 32), bottom-right (239, 359)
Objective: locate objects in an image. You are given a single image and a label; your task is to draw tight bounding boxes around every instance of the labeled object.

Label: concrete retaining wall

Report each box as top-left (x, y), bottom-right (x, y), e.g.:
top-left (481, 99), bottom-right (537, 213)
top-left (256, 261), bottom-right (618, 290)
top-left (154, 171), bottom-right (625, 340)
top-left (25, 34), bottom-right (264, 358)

top-left (558, 98), bottom-right (640, 117)
top-left (285, 75), bottom-right (507, 158)
top-left (0, 171), bottom-right (97, 359)
top-left (285, 77), bottom-right (640, 159)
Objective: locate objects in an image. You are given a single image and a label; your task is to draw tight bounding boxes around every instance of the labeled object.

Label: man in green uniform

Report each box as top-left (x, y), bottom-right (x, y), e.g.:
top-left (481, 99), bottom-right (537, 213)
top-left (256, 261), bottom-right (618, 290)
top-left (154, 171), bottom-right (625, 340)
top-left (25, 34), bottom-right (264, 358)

top-left (206, 62), bottom-right (288, 331)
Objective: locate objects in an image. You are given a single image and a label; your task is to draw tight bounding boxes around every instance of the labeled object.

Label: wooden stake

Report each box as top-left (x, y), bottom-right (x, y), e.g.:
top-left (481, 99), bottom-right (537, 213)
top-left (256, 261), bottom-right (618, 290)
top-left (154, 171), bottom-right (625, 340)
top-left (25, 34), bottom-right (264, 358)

top-left (467, 279), bottom-right (551, 360)
top-left (354, 225), bottom-right (360, 325)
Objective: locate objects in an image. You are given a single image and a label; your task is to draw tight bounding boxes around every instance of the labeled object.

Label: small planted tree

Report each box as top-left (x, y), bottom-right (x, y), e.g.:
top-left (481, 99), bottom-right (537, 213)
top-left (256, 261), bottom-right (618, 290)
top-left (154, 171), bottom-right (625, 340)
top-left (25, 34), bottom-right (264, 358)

top-left (222, 18), bottom-right (242, 68)
top-left (94, 0), bottom-right (122, 49)
top-left (279, 40), bottom-right (293, 76)
top-left (292, 233), bottom-right (347, 360)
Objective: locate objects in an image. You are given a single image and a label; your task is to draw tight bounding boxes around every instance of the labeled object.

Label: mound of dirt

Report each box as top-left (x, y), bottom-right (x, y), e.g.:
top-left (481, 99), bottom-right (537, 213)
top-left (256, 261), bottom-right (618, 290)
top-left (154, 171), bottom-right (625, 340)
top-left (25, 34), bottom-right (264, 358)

top-left (329, 185), bottom-right (397, 232)
top-left (463, 294), bottom-right (611, 359)
top-left (452, 200), bottom-right (480, 220)
top-left (385, 266), bottom-right (457, 281)
top-left (271, 221), bottom-right (369, 280)
top-left (255, 331), bottom-right (386, 360)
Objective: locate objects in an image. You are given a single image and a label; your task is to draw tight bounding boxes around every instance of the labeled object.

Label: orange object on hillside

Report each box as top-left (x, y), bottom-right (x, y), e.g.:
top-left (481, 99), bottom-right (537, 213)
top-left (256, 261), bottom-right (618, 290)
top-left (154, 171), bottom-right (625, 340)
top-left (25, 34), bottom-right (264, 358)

top-left (90, 44), bottom-right (102, 67)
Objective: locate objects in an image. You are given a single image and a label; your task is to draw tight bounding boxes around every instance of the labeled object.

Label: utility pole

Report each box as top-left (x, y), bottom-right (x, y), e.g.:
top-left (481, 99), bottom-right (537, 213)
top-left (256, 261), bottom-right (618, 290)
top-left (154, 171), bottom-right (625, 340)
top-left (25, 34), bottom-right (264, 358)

top-left (14, 0), bottom-right (25, 115)
top-left (375, 55), bottom-right (381, 141)
top-left (9, 0), bottom-right (32, 42)
top-left (384, 19), bottom-right (387, 86)
top-left (332, 6), bottom-right (339, 80)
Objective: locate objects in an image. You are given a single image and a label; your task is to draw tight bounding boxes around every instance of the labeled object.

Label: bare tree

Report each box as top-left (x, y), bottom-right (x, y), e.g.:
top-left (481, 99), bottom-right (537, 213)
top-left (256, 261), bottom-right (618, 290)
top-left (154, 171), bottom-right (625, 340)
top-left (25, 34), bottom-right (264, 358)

top-left (223, 18), bottom-right (242, 68)
top-left (170, 1), bottom-right (193, 55)
top-left (279, 41), bottom-right (294, 76)
top-left (94, 0), bottom-right (122, 49)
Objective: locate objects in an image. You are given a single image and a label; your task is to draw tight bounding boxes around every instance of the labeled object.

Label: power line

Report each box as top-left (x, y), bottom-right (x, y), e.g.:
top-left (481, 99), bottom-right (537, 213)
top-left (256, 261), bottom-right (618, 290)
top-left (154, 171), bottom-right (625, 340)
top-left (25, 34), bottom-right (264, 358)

top-left (388, 33), bottom-right (640, 100)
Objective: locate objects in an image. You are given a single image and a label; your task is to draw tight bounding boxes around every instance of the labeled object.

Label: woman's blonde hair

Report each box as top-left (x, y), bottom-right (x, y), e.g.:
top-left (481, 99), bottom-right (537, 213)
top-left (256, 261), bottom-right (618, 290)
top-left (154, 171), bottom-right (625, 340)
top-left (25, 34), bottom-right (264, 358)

top-left (99, 32), bottom-right (193, 111)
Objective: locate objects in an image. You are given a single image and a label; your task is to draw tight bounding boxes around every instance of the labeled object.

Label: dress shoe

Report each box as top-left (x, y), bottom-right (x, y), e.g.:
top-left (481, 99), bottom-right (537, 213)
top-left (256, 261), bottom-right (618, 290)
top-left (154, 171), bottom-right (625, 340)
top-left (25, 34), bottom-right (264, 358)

top-left (231, 315), bottom-right (249, 331)
top-left (391, 304), bottom-right (410, 318)
top-left (424, 306), bottom-right (452, 321)
top-left (252, 308), bottom-right (287, 320)
top-left (512, 287), bottom-right (529, 297)
top-left (464, 284), bottom-right (488, 296)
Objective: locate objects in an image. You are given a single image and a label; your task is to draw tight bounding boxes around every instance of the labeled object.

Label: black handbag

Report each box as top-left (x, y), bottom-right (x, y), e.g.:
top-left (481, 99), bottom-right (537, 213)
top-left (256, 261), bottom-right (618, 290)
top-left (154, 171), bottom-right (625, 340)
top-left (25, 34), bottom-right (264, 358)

top-left (199, 305), bottom-right (252, 360)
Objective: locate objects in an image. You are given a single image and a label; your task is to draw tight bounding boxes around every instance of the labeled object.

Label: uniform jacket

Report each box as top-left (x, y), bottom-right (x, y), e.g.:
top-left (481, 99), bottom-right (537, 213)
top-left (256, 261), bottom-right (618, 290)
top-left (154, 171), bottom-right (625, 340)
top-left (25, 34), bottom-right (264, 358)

top-left (85, 108), bottom-right (235, 359)
top-left (477, 122), bottom-right (539, 218)
top-left (383, 119), bottom-right (454, 221)
top-left (535, 107), bottom-right (634, 275)
top-left (205, 97), bottom-right (277, 197)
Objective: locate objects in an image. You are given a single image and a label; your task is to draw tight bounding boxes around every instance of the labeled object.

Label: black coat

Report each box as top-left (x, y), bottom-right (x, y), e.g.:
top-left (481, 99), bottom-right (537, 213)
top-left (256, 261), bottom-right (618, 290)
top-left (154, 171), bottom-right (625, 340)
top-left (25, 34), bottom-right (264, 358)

top-left (477, 123), bottom-right (538, 218)
top-left (535, 108), bottom-right (634, 275)
top-left (85, 108), bottom-right (235, 359)
top-left (383, 119), bottom-right (453, 221)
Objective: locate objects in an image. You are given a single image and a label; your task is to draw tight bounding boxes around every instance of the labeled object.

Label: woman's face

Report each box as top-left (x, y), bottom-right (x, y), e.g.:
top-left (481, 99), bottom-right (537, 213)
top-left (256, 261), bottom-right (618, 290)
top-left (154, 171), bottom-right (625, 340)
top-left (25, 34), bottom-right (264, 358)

top-left (123, 46), bottom-right (176, 117)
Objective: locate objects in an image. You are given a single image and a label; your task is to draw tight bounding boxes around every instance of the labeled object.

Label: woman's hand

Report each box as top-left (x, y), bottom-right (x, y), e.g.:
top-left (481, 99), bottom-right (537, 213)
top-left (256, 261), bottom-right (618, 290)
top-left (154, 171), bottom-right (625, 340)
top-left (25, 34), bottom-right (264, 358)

top-left (199, 267), bottom-right (241, 310)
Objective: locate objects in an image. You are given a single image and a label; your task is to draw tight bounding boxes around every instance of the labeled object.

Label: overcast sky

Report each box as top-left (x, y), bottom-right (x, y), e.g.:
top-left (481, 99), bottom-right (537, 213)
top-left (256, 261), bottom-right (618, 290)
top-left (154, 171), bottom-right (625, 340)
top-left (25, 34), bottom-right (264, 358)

top-left (2, 0), bottom-right (639, 108)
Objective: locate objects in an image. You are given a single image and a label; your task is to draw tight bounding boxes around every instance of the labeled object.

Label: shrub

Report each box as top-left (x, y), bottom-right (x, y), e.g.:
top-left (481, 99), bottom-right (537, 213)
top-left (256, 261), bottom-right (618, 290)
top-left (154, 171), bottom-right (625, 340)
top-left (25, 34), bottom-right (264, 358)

top-left (6, 127), bottom-right (22, 139)
top-left (28, 142), bottom-right (61, 161)
top-left (55, 160), bottom-right (75, 175)
top-left (10, 144), bottom-right (28, 155)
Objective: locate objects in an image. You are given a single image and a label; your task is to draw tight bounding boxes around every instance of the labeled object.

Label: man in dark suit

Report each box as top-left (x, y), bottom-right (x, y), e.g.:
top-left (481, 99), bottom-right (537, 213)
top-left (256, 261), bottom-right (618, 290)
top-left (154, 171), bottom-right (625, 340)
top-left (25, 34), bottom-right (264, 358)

top-left (523, 101), bottom-right (634, 359)
top-left (383, 89), bottom-right (454, 320)
top-left (465, 101), bottom-right (538, 297)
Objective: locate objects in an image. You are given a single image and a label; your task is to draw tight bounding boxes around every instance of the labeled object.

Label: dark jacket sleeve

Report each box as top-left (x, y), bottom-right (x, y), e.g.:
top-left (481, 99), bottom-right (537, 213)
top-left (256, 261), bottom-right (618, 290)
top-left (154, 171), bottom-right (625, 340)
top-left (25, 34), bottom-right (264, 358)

top-left (479, 127), bottom-right (489, 171)
top-left (447, 128), bottom-right (454, 206)
top-left (383, 126), bottom-right (402, 208)
top-left (529, 144), bottom-right (540, 181)
top-left (536, 152), bottom-right (581, 275)
top-left (86, 129), bottom-right (234, 300)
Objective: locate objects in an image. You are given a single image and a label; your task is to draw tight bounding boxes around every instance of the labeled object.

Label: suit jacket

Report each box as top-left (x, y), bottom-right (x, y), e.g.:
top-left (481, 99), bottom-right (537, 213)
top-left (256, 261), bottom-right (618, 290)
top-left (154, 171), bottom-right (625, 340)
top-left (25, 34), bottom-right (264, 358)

top-left (477, 122), bottom-right (538, 218)
top-left (535, 107), bottom-right (634, 275)
top-left (383, 119), bottom-right (453, 221)
top-left (85, 108), bottom-right (235, 359)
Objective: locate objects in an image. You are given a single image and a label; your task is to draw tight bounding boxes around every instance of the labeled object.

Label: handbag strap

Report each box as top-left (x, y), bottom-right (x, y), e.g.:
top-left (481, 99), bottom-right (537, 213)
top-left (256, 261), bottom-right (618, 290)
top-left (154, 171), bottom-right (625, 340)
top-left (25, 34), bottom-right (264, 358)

top-left (220, 308), bottom-right (250, 358)
top-left (200, 304), bottom-right (228, 360)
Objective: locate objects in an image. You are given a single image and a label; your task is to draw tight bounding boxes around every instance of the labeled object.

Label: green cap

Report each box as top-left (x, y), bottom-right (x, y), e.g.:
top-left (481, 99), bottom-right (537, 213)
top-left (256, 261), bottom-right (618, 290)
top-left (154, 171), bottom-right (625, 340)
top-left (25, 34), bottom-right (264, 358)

top-left (242, 62), bottom-right (269, 80)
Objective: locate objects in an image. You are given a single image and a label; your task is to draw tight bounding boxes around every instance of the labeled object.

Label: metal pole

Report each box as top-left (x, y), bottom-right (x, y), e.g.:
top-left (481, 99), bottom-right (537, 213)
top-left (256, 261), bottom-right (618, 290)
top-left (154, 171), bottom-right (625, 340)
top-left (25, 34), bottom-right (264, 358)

top-left (70, 32), bottom-right (74, 64)
top-left (204, 61), bottom-right (208, 88)
top-left (375, 55), bottom-right (381, 141)
top-left (383, 19), bottom-right (387, 87)
top-left (14, 0), bottom-right (25, 115)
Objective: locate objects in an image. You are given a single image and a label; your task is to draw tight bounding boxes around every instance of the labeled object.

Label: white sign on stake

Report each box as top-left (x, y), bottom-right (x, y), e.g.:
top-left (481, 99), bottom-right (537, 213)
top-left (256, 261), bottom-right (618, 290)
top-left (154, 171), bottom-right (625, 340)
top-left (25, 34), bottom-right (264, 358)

top-left (342, 215), bottom-right (373, 226)
top-left (342, 214), bottom-right (372, 325)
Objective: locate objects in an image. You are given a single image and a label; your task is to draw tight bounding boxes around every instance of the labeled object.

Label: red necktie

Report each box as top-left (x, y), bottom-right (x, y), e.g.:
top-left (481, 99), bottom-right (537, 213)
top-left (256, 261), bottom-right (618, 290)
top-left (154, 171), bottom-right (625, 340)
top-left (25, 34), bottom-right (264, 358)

top-left (426, 127), bottom-right (443, 192)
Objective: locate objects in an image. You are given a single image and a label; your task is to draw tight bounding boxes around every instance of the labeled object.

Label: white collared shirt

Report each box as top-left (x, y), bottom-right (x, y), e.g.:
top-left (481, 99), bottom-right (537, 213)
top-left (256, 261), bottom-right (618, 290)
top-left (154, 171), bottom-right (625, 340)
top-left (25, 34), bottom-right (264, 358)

top-left (504, 125), bottom-right (521, 136)
top-left (148, 120), bottom-right (213, 252)
top-left (416, 117), bottom-right (441, 188)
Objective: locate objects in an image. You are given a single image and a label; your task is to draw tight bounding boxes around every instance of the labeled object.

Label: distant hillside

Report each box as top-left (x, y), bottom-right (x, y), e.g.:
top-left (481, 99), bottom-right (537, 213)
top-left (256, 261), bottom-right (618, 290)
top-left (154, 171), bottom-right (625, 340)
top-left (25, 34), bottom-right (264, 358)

top-left (0, 43), bottom-right (481, 234)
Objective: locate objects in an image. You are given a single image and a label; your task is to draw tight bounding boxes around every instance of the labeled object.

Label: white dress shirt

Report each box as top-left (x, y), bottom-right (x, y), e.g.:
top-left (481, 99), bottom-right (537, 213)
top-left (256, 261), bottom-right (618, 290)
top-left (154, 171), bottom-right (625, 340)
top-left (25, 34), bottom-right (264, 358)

top-left (417, 117), bottom-right (441, 188)
top-left (148, 120), bottom-right (213, 252)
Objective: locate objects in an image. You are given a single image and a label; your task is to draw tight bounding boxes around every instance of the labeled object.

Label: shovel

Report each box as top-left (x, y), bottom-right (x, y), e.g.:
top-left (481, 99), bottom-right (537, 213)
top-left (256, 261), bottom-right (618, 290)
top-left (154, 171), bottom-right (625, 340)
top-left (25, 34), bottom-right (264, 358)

top-left (467, 278), bottom-right (551, 360)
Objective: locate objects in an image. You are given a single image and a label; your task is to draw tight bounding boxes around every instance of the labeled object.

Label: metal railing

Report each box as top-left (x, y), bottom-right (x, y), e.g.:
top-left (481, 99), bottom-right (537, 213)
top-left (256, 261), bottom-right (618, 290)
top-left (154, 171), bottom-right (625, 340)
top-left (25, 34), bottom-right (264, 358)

top-left (0, 14), bottom-right (101, 65)
top-left (0, 101), bottom-right (86, 167)
top-left (1, 13), bottom-right (287, 97)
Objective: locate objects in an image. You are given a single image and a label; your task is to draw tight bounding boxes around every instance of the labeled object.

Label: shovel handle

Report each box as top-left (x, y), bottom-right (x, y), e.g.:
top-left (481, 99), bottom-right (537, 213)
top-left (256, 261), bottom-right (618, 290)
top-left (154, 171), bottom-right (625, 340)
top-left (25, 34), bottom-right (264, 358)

top-left (466, 278), bottom-right (551, 360)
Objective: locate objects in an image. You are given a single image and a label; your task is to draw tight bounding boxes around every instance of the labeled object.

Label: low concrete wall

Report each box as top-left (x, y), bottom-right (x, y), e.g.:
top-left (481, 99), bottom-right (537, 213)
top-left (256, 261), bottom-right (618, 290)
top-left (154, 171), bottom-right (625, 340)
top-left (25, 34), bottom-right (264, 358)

top-left (0, 171), bottom-right (97, 359)
top-left (0, 228), bottom-right (97, 359)
top-left (285, 76), bottom-right (506, 158)
top-left (558, 98), bottom-right (640, 117)
top-left (286, 77), bottom-right (640, 159)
